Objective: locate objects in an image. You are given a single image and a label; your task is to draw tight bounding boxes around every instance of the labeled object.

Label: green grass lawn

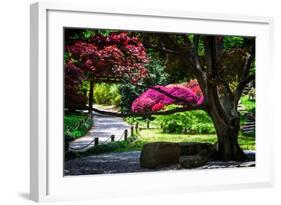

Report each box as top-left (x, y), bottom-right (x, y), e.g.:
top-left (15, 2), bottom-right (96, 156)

top-left (86, 128), bottom-right (255, 155)
top-left (64, 112), bottom-right (93, 139)
top-left (127, 128), bottom-right (255, 151)
top-left (68, 127), bottom-right (255, 159)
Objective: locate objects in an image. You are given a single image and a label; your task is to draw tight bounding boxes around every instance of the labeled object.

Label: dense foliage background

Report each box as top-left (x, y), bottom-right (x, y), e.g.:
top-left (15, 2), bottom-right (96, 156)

top-left (63, 28), bottom-right (256, 161)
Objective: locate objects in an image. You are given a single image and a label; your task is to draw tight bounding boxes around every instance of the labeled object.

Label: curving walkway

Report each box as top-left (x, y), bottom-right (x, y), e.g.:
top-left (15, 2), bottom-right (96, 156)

top-left (69, 109), bottom-right (131, 151)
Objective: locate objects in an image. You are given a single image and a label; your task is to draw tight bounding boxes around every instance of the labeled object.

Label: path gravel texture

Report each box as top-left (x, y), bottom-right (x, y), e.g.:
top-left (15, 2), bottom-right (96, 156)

top-left (64, 150), bottom-right (255, 176)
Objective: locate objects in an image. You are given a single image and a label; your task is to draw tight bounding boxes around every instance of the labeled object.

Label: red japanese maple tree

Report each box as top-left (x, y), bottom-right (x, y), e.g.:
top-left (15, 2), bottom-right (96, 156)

top-left (64, 32), bottom-right (149, 109)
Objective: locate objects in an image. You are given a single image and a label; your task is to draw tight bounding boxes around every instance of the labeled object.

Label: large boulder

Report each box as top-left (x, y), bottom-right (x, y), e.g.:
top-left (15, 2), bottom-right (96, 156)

top-left (178, 142), bottom-right (215, 156)
top-left (140, 142), bottom-right (181, 168)
top-left (179, 150), bottom-right (209, 168)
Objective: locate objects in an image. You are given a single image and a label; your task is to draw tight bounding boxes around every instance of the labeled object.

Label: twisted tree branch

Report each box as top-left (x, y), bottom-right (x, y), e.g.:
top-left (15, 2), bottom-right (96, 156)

top-left (90, 104), bottom-right (205, 117)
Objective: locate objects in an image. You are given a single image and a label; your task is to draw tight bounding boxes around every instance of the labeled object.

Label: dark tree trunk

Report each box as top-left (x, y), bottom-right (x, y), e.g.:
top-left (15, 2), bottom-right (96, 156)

top-left (205, 81), bottom-right (246, 161)
top-left (88, 80), bottom-right (94, 116)
top-left (201, 36), bottom-right (248, 161)
top-left (208, 106), bottom-right (246, 161)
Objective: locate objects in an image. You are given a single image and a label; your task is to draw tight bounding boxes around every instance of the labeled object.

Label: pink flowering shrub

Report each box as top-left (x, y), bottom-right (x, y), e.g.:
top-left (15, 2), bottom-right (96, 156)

top-left (131, 80), bottom-right (204, 112)
top-left (130, 97), bottom-right (155, 113)
top-left (151, 103), bottom-right (165, 111)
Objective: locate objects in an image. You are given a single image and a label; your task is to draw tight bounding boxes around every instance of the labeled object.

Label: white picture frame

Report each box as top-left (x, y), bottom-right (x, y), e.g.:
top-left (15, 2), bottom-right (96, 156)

top-left (30, 2), bottom-right (274, 202)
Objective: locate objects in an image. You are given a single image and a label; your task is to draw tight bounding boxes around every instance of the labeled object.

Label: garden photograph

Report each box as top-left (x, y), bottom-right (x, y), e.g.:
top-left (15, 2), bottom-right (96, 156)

top-left (63, 28), bottom-right (256, 176)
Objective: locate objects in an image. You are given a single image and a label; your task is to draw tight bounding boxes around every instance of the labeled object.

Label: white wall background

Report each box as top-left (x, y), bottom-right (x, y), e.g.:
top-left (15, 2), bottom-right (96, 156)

top-left (0, 0), bottom-right (280, 204)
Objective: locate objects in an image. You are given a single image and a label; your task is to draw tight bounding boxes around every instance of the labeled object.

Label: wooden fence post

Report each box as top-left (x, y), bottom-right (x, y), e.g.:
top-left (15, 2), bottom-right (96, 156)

top-left (136, 122), bottom-right (139, 133)
top-left (94, 137), bottom-right (99, 146)
top-left (124, 130), bottom-right (128, 141)
top-left (110, 135), bottom-right (115, 142)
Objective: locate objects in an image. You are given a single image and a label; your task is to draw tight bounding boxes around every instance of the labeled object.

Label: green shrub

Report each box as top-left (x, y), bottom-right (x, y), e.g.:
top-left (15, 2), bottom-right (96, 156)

top-left (193, 123), bottom-right (215, 134)
top-left (112, 94), bottom-right (121, 106)
top-left (163, 121), bottom-right (183, 133)
top-left (155, 106), bottom-right (215, 134)
top-left (64, 113), bottom-right (93, 139)
top-left (93, 83), bottom-right (110, 104)
top-left (93, 83), bottom-right (121, 106)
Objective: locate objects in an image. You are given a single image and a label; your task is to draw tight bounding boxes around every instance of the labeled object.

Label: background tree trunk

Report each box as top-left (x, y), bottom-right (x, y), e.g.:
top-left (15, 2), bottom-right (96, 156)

top-left (88, 80), bottom-right (94, 116)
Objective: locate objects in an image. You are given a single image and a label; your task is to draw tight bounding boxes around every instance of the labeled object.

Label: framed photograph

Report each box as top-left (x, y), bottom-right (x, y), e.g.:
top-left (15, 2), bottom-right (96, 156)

top-left (30, 2), bottom-right (274, 202)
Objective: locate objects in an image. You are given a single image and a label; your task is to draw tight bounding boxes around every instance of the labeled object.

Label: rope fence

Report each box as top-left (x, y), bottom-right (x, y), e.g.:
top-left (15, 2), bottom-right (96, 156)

top-left (67, 125), bottom-right (134, 152)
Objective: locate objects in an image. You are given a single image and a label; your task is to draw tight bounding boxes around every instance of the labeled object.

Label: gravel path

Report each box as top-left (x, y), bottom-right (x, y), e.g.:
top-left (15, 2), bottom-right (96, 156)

top-left (69, 111), bottom-right (131, 151)
top-left (64, 151), bottom-right (255, 176)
